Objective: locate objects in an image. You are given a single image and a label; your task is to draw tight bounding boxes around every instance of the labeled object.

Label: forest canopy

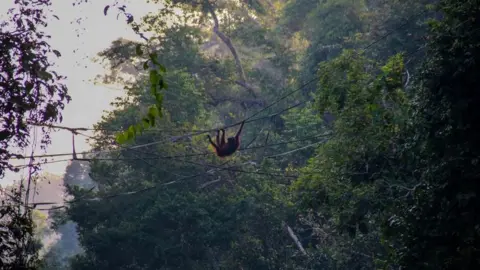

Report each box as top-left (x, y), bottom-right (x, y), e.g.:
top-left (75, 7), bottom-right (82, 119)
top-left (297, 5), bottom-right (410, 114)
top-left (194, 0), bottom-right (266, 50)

top-left (2, 0), bottom-right (480, 269)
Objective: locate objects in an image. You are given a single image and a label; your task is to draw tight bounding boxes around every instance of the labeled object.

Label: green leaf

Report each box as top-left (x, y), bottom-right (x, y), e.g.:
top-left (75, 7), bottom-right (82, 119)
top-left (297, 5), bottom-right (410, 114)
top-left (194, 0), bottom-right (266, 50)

top-left (159, 79), bottom-right (166, 89)
top-left (149, 85), bottom-right (156, 97)
top-left (149, 70), bottom-right (159, 87)
top-left (135, 123), bottom-right (144, 134)
top-left (157, 64), bottom-right (166, 73)
top-left (143, 60), bottom-right (149, 70)
top-left (135, 44), bottom-right (143, 56)
top-left (155, 93), bottom-right (163, 104)
top-left (115, 132), bottom-right (127, 144)
top-left (128, 125), bottom-right (136, 137)
top-left (149, 115), bottom-right (156, 126)
top-left (127, 129), bottom-right (135, 141)
top-left (148, 105), bottom-right (159, 118)
top-left (142, 118), bottom-right (151, 128)
top-left (147, 108), bottom-right (157, 126)
top-left (149, 52), bottom-right (160, 65)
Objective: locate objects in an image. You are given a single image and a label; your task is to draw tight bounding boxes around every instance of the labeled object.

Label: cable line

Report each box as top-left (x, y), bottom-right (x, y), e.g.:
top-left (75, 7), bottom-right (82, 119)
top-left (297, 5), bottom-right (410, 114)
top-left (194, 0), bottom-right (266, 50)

top-left (11, 133), bottom-right (330, 161)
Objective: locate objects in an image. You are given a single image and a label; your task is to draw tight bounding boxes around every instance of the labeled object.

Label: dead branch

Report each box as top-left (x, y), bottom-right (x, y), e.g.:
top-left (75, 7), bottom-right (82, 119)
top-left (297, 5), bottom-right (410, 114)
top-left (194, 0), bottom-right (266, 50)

top-left (205, 1), bottom-right (258, 98)
top-left (234, 80), bottom-right (257, 96)
top-left (404, 68), bottom-right (410, 88)
top-left (199, 178), bottom-right (222, 189)
top-left (282, 221), bottom-right (307, 255)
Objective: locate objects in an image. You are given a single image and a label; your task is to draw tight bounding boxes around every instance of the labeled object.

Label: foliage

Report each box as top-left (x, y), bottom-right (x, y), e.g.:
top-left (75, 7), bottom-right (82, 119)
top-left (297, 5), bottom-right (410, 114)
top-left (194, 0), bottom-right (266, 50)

top-left (0, 0), bottom-right (70, 176)
top-left (60, 159), bottom-right (301, 269)
top-left (290, 50), bottom-right (410, 268)
top-left (382, 1), bottom-right (480, 268)
top-left (35, 0), bottom-right (480, 269)
top-left (0, 189), bottom-right (40, 269)
top-left (0, 1), bottom-right (70, 269)
top-left (114, 53), bottom-right (167, 145)
top-left (102, 4), bottom-right (168, 144)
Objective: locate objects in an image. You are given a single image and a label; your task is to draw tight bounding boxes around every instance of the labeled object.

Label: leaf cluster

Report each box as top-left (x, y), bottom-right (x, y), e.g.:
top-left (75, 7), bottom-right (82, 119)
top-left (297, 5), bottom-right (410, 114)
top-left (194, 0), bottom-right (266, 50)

top-left (0, 0), bottom-right (70, 176)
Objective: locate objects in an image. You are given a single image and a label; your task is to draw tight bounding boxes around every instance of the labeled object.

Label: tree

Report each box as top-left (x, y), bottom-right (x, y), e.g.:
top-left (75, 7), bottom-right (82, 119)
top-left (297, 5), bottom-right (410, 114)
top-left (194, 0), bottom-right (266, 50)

top-left (291, 50), bottom-right (410, 269)
top-left (43, 0), bottom-right (480, 269)
top-left (0, 0), bottom-right (70, 176)
top-left (1, 188), bottom-right (42, 269)
top-left (1, 1), bottom-right (70, 268)
top-left (384, 1), bottom-right (480, 268)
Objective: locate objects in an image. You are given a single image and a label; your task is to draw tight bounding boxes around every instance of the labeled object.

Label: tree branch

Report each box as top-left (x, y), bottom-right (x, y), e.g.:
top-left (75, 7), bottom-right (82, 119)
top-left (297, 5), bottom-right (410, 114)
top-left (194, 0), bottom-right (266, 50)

top-left (205, 1), bottom-right (257, 98)
top-left (282, 221), bottom-right (307, 255)
top-left (404, 68), bottom-right (411, 88)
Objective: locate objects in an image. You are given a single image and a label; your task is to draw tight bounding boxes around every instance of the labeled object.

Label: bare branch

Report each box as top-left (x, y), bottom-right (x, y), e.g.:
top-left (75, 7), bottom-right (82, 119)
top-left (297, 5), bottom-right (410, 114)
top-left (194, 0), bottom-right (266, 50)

top-left (199, 178), bottom-right (222, 189)
top-left (234, 80), bottom-right (258, 96)
top-left (282, 221), bottom-right (308, 255)
top-left (205, 1), bottom-right (257, 98)
top-left (404, 68), bottom-right (411, 88)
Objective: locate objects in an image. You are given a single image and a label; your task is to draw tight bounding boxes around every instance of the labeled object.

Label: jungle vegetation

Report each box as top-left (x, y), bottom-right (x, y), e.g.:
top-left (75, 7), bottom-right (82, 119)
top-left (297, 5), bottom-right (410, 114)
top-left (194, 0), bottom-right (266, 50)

top-left (2, 0), bottom-right (480, 269)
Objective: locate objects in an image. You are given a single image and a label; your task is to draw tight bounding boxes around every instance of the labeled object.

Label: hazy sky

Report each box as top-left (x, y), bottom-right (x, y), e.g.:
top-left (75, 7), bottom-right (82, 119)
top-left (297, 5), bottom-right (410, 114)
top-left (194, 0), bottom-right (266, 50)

top-left (1, 0), bottom-right (159, 185)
